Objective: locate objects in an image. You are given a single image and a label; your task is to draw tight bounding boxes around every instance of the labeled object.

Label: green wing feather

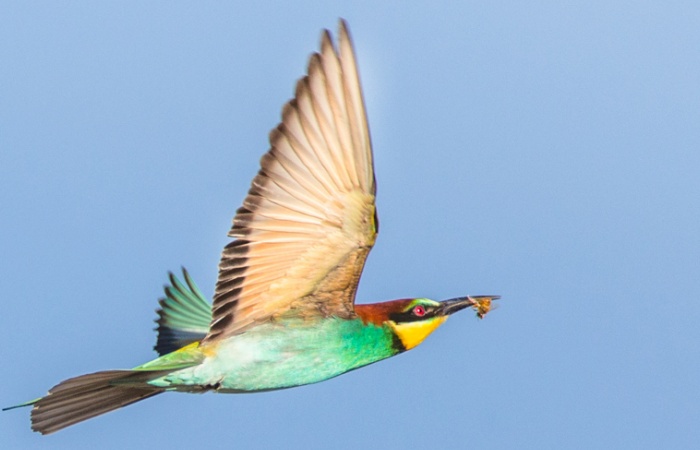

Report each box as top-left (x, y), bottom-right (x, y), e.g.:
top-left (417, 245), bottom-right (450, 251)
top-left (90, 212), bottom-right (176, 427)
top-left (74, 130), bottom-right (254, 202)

top-left (154, 269), bottom-right (212, 355)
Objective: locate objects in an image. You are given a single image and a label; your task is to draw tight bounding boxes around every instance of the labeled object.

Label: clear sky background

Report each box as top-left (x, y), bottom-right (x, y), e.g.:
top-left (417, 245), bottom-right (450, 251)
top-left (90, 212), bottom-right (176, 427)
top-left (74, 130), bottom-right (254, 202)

top-left (2, 2), bottom-right (699, 449)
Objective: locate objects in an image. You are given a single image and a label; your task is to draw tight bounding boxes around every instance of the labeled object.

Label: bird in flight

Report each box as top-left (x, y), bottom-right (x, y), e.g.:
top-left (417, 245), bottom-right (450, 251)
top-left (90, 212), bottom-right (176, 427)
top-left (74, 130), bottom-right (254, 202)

top-left (5, 20), bottom-right (499, 434)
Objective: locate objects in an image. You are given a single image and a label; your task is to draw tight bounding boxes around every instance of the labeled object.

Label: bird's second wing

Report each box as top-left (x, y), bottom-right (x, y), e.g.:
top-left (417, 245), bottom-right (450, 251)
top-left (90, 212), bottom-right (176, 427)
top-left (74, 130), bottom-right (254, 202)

top-left (204, 21), bottom-right (376, 342)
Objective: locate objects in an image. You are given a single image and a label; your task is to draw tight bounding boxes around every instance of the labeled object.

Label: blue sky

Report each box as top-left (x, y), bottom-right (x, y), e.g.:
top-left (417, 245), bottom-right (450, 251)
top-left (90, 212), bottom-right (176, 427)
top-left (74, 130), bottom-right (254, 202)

top-left (2, 2), bottom-right (699, 449)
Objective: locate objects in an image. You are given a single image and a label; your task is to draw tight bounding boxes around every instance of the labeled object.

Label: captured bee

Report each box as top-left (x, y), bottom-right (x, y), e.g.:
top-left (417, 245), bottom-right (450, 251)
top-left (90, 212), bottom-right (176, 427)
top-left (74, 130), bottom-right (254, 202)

top-left (470, 295), bottom-right (500, 319)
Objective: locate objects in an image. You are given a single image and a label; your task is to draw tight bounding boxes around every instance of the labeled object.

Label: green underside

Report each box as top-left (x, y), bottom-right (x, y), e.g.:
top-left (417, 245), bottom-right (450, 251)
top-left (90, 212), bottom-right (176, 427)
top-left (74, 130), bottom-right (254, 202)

top-left (145, 317), bottom-right (400, 392)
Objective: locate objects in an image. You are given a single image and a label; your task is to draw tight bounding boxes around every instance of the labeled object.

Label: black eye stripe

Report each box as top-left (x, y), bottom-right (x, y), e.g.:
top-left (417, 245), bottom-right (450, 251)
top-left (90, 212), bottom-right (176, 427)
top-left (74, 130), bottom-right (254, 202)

top-left (388, 303), bottom-right (437, 323)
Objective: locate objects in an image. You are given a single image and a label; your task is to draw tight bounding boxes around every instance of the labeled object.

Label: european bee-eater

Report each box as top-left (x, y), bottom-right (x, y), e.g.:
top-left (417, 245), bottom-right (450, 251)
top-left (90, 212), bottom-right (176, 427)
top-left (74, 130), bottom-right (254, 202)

top-left (5, 20), bottom-right (499, 435)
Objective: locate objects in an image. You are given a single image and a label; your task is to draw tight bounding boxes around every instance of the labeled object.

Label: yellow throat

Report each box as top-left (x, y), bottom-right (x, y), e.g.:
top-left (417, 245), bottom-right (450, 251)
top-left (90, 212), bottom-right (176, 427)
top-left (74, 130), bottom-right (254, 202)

top-left (389, 316), bottom-right (448, 350)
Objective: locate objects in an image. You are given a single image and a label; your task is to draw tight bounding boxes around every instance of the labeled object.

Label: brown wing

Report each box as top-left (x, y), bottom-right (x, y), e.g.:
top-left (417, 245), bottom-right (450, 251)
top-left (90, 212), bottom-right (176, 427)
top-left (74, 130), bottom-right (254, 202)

top-left (204, 20), bottom-right (376, 342)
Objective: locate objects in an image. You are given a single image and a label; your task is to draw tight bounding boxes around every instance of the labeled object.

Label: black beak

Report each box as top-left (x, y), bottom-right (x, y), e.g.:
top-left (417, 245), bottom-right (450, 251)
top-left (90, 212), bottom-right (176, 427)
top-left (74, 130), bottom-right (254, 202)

top-left (440, 295), bottom-right (501, 316)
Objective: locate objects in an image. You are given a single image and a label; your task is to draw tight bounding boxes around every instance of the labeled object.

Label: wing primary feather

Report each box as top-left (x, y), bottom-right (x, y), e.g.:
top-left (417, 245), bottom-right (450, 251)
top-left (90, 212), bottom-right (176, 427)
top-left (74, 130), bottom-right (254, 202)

top-left (308, 48), bottom-right (355, 191)
top-left (267, 129), bottom-right (330, 202)
top-left (293, 79), bottom-right (341, 191)
top-left (338, 20), bottom-right (374, 193)
top-left (320, 30), bottom-right (360, 189)
top-left (280, 100), bottom-right (335, 192)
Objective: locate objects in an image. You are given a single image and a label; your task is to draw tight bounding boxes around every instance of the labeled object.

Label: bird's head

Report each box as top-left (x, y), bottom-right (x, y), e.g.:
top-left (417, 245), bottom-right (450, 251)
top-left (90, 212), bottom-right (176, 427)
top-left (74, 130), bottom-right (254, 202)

top-left (355, 296), bottom-right (499, 351)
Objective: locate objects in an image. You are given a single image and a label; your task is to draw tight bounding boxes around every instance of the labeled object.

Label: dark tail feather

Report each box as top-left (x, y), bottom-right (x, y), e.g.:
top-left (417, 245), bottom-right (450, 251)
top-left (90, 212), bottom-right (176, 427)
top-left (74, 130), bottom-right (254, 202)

top-left (31, 370), bottom-right (163, 435)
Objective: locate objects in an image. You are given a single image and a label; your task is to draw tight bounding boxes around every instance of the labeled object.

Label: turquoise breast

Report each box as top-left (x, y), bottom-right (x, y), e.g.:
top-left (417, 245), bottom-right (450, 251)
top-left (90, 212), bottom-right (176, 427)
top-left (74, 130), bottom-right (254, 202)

top-left (148, 317), bottom-right (398, 392)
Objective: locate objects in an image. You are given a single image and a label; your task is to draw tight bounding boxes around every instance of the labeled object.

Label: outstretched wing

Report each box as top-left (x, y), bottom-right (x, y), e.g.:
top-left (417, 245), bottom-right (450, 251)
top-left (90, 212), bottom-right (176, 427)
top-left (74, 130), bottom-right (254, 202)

top-left (204, 20), bottom-right (376, 342)
top-left (154, 269), bottom-right (212, 355)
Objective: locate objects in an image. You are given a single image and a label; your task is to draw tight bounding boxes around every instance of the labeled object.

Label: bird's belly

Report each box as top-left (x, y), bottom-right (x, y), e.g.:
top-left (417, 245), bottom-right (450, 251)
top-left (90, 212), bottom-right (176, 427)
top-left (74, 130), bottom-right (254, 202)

top-left (151, 319), bottom-right (395, 392)
top-left (213, 345), bottom-right (359, 392)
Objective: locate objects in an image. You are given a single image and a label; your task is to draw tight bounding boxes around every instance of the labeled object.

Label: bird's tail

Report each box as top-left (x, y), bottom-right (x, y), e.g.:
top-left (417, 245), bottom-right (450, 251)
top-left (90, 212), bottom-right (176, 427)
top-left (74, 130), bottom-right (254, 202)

top-left (25, 370), bottom-right (164, 434)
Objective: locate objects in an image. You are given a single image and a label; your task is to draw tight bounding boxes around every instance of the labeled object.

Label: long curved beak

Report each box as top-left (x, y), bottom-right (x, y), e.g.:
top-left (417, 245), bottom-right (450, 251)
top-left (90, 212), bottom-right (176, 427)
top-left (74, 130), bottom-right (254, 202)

top-left (440, 295), bottom-right (501, 317)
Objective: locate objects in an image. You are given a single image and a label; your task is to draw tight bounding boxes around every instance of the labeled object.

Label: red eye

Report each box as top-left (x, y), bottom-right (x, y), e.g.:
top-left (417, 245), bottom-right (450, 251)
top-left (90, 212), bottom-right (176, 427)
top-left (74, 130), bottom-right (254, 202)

top-left (413, 305), bottom-right (426, 317)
